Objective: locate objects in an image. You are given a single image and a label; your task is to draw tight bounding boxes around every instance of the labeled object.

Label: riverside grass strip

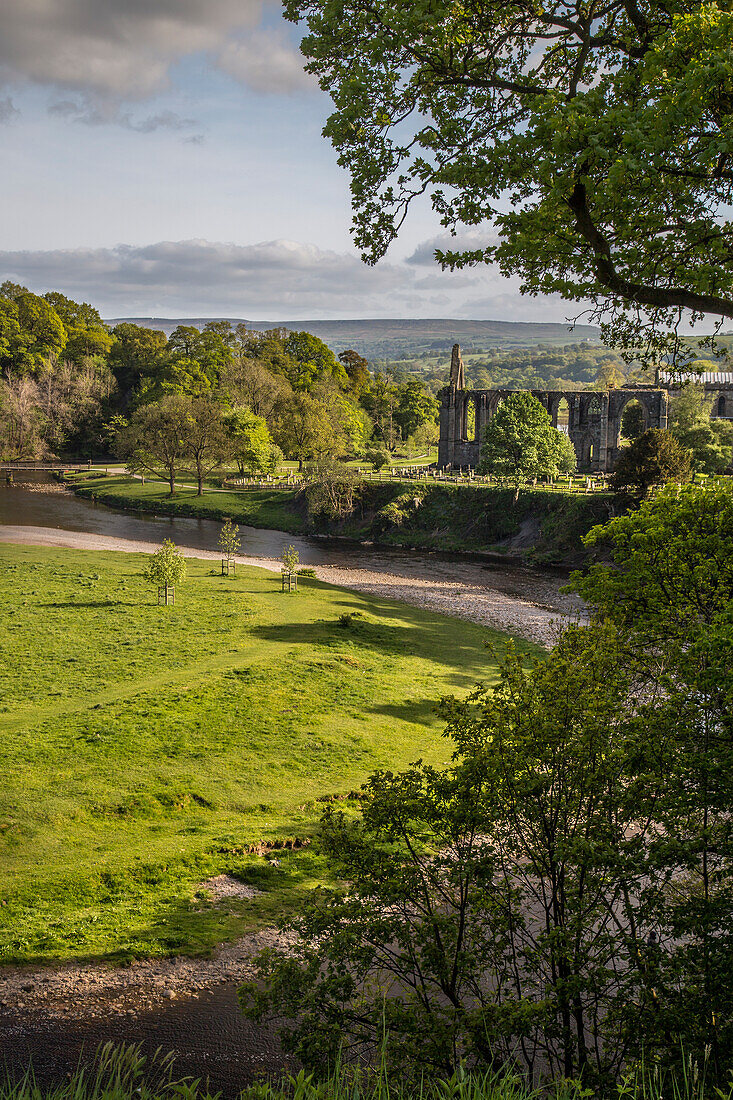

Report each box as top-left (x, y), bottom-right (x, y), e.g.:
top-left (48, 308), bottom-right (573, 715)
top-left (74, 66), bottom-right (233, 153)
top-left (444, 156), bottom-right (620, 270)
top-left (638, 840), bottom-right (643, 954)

top-left (0, 543), bottom-right (536, 963)
top-left (1, 1042), bottom-right (725, 1100)
top-left (71, 475), bottom-right (611, 561)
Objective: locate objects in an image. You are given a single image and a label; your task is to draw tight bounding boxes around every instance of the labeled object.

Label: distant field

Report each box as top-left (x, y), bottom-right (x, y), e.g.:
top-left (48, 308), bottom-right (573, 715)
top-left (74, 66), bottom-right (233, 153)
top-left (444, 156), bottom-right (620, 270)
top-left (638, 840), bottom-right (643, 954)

top-left (0, 543), bottom-right (534, 963)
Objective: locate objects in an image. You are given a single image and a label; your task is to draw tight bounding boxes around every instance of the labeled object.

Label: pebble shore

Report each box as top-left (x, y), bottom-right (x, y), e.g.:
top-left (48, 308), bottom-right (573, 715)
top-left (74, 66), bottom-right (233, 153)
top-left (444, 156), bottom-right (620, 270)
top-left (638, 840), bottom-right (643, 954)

top-left (0, 926), bottom-right (295, 1024)
top-left (0, 525), bottom-right (584, 646)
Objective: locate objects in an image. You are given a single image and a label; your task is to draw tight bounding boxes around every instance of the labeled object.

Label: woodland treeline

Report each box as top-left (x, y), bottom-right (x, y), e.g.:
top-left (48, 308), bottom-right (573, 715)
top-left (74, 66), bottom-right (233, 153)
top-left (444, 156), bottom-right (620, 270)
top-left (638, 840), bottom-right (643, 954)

top-left (388, 343), bottom-right (733, 395)
top-left (387, 344), bottom-right (634, 393)
top-left (0, 283), bottom-right (439, 465)
top-left (2, 281), bottom-right (731, 479)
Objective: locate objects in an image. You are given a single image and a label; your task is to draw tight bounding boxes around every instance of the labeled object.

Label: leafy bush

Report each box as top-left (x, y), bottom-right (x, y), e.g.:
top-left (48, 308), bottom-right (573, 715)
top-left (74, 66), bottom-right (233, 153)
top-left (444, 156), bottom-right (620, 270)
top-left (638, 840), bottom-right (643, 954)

top-left (142, 540), bottom-right (185, 600)
top-left (337, 611), bottom-right (363, 628)
top-left (305, 462), bottom-right (359, 521)
top-left (611, 428), bottom-right (692, 504)
top-left (374, 491), bottom-right (423, 532)
top-left (281, 544), bottom-right (300, 573)
top-left (364, 447), bottom-right (390, 471)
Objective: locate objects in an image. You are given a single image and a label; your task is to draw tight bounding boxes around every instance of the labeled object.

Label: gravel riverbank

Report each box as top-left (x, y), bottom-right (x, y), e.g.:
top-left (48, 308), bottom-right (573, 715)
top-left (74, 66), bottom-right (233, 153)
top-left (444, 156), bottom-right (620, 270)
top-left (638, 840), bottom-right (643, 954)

top-left (0, 926), bottom-right (294, 1024)
top-left (0, 928), bottom-right (295, 1094)
top-left (0, 525), bottom-right (585, 646)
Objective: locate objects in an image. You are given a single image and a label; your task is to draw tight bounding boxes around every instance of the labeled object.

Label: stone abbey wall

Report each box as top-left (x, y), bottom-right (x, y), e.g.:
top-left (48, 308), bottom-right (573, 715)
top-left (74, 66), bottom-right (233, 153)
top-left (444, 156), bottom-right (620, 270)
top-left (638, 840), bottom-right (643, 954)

top-left (437, 346), bottom-right (733, 473)
top-left (438, 385), bottom-right (670, 473)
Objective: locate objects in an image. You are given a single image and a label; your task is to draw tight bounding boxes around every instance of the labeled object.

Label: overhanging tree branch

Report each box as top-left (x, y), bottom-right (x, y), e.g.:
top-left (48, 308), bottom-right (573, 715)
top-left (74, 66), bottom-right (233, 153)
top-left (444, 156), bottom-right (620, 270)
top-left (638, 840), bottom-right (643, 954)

top-left (567, 181), bottom-right (733, 318)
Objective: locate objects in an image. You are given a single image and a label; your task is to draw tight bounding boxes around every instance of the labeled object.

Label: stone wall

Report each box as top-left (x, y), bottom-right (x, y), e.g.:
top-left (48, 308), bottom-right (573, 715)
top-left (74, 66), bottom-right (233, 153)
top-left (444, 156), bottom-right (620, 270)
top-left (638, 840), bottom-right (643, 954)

top-left (438, 386), bottom-right (669, 473)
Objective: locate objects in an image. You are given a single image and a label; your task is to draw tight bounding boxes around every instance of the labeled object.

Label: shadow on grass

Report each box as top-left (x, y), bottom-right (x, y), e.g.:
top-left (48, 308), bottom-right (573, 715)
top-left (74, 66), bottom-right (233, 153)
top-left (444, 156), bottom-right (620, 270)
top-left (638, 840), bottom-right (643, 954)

top-left (41, 600), bottom-right (123, 609)
top-left (4, 896), bottom-right (240, 967)
top-left (368, 697), bottom-right (444, 725)
top-left (250, 607), bottom-right (519, 679)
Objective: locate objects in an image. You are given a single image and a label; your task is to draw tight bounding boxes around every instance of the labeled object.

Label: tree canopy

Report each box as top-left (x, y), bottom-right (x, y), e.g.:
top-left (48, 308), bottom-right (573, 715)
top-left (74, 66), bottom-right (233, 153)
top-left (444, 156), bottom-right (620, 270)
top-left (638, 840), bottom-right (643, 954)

top-left (0, 291), bottom-right (67, 375)
top-left (285, 0), bottom-right (733, 356)
top-left (143, 539), bottom-right (186, 599)
top-left (42, 293), bottom-right (112, 364)
top-left (610, 427), bottom-right (692, 504)
top-left (243, 483), bottom-right (733, 1085)
top-left (223, 406), bottom-right (275, 475)
top-left (669, 383), bottom-right (733, 473)
top-left (479, 392), bottom-right (576, 494)
top-left (115, 395), bottom-right (192, 496)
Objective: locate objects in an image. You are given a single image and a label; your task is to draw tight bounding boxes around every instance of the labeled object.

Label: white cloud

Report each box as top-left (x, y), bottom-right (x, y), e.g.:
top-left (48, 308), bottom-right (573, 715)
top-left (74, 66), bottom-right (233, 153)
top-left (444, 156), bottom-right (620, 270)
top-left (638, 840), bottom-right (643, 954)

top-left (0, 238), bottom-right (477, 317)
top-left (405, 231), bottom-right (587, 324)
top-left (0, 0), bottom-right (309, 107)
top-left (0, 238), bottom-right (582, 321)
top-left (0, 95), bottom-right (19, 123)
top-left (406, 230), bottom-right (500, 266)
top-left (216, 28), bottom-right (314, 94)
top-left (48, 99), bottom-right (198, 132)
top-left (459, 291), bottom-right (582, 325)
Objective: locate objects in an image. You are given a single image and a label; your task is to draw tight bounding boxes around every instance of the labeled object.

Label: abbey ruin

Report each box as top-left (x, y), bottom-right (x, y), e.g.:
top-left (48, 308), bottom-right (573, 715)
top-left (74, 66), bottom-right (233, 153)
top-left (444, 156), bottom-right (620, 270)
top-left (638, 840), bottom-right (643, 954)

top-left (438, 345), bottom-right (733, 473)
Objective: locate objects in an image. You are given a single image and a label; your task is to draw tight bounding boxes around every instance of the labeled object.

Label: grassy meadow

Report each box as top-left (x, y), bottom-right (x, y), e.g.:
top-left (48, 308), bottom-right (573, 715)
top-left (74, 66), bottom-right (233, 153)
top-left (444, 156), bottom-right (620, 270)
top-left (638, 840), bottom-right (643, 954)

top-left (73, 475), bottom-right (308, 533)
top-left (0, 542), bottom-right (534, 963)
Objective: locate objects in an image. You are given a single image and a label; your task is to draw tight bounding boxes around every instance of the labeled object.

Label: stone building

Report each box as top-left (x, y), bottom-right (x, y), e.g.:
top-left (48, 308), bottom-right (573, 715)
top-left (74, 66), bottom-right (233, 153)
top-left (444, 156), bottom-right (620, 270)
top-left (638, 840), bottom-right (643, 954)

top-left (438, 344), bottom-right (669, 473)
top-left (657, 370), bottom-right (733, 421)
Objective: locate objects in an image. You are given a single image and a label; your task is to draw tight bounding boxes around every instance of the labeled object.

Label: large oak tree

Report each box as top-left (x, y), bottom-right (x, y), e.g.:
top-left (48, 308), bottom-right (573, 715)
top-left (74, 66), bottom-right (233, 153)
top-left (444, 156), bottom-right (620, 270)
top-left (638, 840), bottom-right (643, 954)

top-left (285, 0), bottom-right (733, 354)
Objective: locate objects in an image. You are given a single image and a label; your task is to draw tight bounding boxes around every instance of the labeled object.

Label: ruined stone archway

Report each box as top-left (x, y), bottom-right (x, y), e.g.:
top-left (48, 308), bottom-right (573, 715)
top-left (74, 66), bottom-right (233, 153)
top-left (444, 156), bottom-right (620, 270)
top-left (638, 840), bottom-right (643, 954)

top-left (438, 384), bottom-right (668, 472)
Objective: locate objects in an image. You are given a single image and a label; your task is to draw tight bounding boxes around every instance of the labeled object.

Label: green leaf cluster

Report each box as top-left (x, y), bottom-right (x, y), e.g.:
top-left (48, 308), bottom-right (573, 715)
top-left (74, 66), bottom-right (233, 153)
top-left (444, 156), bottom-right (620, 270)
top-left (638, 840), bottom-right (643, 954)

top-left (284, 0), bottom-right (733, 357)
top-left (478, 392), bottom-right (577, 492)
top-left (142, 539), bottom-right (186, 591)
top-left (669, 383), bottom-right (733, 473)
top-left (610, 428), bottom-right (692, 504)
top-left (242, 482), bottom-right (733, 1086)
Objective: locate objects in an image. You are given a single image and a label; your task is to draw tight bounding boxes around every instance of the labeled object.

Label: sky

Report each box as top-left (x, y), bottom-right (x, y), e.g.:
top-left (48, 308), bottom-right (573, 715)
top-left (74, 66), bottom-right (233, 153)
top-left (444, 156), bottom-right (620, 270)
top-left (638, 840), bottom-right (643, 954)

top-left (0, 0), bottom-right (580, 323)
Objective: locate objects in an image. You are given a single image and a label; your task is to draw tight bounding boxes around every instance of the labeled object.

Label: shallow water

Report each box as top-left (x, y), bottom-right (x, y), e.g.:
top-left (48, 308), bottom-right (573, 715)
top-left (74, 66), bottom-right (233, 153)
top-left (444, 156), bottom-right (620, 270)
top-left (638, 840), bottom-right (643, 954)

top-left (0, 984), bottom-right (289, 1096)
top-left (0, 478), bottom-right (573, 608)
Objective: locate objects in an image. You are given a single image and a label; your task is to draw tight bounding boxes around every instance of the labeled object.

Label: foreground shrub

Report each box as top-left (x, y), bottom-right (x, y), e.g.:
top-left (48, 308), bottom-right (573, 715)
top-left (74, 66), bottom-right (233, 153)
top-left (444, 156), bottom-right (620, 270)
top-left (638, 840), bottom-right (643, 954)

top-left (242, 484), bottom-right (733, 1087)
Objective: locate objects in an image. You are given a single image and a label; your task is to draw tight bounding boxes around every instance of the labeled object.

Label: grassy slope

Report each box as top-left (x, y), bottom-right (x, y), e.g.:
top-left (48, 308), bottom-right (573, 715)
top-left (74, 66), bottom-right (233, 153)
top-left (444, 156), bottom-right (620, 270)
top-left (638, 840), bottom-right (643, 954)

top-left (0, 544), bottom-right (535, 964)
top-left (338, 481), bottom-right (612, 561)
top-left (73, 476), bottom-right (308, 533)
top-left (73, 477), bottom-right (611, 563)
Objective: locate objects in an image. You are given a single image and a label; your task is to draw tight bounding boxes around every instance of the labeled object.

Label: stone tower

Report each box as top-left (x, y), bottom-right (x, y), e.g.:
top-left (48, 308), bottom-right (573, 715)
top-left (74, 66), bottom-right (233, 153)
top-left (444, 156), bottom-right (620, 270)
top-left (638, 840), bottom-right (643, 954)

top-left (449, 343), bottom-right (465, 389)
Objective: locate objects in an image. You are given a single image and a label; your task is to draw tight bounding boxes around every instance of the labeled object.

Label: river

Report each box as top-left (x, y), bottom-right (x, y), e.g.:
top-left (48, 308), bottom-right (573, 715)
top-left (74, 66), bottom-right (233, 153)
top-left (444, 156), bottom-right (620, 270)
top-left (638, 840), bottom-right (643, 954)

top-left (0, 475), bottom-right (340, 562)
top-left (0, 477), bottom-right (582, 1090)
top-left (0, 477), bottom-right (583, 643)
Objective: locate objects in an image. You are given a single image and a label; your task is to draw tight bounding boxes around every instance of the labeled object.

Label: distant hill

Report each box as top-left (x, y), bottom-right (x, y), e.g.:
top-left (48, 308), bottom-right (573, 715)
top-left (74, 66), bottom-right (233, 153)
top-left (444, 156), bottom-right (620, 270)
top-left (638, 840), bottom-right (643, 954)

top-left (106, 316), bottom-right (603, 360)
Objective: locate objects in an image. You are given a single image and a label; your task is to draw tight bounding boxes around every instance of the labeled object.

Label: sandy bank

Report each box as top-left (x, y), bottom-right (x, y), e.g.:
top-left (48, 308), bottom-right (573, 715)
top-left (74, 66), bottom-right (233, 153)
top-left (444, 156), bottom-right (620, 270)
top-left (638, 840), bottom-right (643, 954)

top-left (0, 525), bottom-right (583, 646)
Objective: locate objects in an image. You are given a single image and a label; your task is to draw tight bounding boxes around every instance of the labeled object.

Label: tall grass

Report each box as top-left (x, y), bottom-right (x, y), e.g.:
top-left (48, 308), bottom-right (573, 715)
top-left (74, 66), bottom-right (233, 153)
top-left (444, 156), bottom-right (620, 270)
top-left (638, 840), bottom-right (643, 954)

top-left (4, 1046), bottom-right (732, 1100)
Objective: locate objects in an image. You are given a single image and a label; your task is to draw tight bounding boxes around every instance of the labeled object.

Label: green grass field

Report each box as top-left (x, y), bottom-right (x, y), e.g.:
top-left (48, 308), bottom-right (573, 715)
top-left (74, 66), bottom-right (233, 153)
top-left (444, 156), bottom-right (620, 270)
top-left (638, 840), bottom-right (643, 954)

top-left (0, 543), bottom-right (534, 964)
top-left (72, 475), bottom-right (307, 532)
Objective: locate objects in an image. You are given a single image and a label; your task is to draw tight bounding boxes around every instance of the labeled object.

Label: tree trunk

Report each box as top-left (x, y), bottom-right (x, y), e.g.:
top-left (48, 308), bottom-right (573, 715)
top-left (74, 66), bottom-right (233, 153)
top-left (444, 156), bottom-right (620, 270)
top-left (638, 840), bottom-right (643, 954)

top-left (169, 465), bottom-right (175, 496)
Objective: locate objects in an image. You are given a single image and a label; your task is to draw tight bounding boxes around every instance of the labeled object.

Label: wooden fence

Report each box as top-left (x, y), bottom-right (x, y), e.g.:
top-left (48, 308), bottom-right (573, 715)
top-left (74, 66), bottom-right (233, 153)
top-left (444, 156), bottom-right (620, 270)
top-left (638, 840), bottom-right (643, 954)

top-left (223, 468), bottom-right (612, 495)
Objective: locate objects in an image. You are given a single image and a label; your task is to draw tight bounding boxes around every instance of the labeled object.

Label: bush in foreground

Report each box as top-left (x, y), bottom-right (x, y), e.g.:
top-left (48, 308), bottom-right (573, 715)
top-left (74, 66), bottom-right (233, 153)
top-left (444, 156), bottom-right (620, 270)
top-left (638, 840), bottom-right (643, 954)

top-left (241, 483), bottom-right (733, 1088)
